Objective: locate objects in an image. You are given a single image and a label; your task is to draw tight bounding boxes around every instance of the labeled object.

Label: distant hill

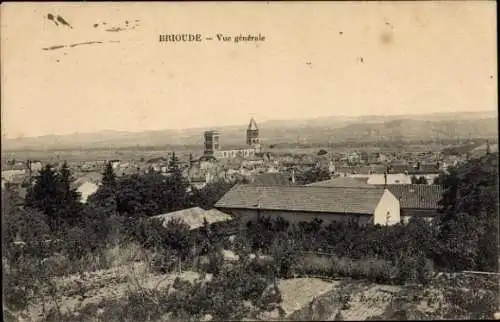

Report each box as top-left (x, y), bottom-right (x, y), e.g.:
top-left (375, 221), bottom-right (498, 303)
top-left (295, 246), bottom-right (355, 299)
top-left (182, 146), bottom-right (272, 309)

top-left (2, 110), bottom-right (497, 151)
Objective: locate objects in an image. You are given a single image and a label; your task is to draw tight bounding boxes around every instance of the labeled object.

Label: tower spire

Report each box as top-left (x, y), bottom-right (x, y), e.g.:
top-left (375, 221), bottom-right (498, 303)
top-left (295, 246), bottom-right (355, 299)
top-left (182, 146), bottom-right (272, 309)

top-left (248, 117), bottom-right (258, 131)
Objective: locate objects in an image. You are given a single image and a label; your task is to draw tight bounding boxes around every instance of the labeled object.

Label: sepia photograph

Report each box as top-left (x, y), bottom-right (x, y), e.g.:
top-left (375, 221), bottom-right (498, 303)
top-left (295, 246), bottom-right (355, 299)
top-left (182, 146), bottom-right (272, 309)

top-left (1, 1), bottom-right (498, 321)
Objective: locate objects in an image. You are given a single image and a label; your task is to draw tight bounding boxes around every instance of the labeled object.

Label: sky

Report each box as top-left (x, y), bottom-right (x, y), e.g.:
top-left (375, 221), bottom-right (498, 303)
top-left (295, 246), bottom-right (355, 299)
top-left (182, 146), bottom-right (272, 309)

top-left (1, 1), bottom-right (497, 139)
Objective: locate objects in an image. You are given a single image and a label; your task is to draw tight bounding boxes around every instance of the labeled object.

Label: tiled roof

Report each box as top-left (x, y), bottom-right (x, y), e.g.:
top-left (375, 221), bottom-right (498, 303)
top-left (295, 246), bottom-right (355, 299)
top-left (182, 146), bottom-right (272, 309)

top-left (307, 177), bottom-right (370, 187)
top-left (376, 184), bottom-right (443, 209)
top-left (152, 207), bottom-right (232, 230)
top-left (388, 164), bottom-right (412, 174)
top-left (215, 184), bottom-right (385, 215)
top-left (249, 172), bottom-right (294, 186)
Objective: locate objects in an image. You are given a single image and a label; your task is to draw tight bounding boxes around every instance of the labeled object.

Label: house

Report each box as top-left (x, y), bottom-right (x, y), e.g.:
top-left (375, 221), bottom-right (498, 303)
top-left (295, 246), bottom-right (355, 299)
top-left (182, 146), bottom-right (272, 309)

top-left (215, 185), bottom-right (400, 227)
top-left (375, 184), bottom-right (444, 223)
top-left (1, 169), bottom-right (27, 183)
top-left (110, 160), bottom-right (121, 169)
top-left (306, 176), bottom-right (369, 188)
top-left (306, 178), bottom-right (443, 223)
top-left (28, 161), bottom-right (43, 172)
top-left (249, 172), bottom-right (296, 186)
top-left (349, 173), bottom-right (412, 185)
top-left (76, 181), bottom-right (100, 203)
top-left (151, 207), bottom-right (233, 230)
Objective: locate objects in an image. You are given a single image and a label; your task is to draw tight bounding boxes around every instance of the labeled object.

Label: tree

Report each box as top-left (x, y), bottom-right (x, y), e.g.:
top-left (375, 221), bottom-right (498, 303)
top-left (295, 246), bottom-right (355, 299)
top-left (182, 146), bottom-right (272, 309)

top-left (412, 176), bottom-right (428, 184)
top-left (25, 163), bottom-right (82, 232)
top-left (436, 153), bottom-right (499, 271)
top-left (270, 231), bottom-right (297, 278)
top-left (165, 152), bottom-right (189, 212)
top-left (55, 161), bottom-right (83, 227)
top-left (87, 162), bottom-right (118, 211)
top-left (296, 167), bottom-right (331, 185)
top-left (162, 217), bottom-right (193, 272)
top-left (2, 187), bottom-right (52, 311)
top-left (102, 161), bottom-right (117, 188)
top-left (189, 181), bottom-right (235, 210)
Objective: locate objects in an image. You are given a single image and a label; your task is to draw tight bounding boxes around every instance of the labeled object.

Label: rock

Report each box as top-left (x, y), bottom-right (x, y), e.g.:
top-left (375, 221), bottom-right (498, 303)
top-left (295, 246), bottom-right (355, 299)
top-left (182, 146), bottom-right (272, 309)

top-left (201, 314), bottom-right (213, 321)
top-left (257, 307), bottom-right (281, 320)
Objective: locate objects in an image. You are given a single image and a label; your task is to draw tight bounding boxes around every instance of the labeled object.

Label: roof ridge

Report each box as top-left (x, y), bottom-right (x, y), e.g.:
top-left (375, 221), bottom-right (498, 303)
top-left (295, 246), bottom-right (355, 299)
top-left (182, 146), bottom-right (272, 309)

top-left (237, 184), bottom-right (384, 190)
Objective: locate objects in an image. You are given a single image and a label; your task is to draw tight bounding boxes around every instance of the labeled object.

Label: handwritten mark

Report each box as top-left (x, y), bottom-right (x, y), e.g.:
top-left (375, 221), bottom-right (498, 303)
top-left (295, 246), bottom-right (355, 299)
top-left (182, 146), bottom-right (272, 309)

top-left (358, 57), bottom-right (364, 63)
top-left (42, 40), bottom-right (114, 52)
top-left (56, 15), bottom-right (72, 28)
top-left (106, 27), bottom-right (125, 32)
top-left (69, 41), bottom-right (103, 48)
top-left (47, 13), bottom-right (58, 26)
top-left (42, 45), bottom-right (66, 51)
top-left (99, 20), bottom-right (140, 32)
top-left (47, 14), bottom-right (72, 28)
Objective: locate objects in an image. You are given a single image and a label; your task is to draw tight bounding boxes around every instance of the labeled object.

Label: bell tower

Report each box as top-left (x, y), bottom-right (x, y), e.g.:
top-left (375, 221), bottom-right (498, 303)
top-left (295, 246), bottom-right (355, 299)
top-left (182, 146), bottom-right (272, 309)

top-left (204, 130), bottom-right (220, 156)
top-left (246, 117), bottom-right (261, 153)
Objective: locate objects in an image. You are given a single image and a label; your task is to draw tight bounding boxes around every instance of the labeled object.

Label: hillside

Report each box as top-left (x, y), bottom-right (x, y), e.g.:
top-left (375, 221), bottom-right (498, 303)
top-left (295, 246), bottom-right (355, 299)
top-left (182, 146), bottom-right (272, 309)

top-left (2, 111), bottom-right (497, 151)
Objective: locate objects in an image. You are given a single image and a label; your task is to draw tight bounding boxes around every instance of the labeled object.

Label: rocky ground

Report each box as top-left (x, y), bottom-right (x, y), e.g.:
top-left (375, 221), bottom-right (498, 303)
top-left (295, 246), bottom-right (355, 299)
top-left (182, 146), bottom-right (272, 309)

top-left (7, 263), bottom-right (497, 321)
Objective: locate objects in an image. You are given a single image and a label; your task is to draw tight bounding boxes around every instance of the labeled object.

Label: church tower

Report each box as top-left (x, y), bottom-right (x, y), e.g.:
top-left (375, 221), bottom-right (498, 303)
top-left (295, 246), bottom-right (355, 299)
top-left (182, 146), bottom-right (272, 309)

top-left (246, 117), bottom-right (261, 153)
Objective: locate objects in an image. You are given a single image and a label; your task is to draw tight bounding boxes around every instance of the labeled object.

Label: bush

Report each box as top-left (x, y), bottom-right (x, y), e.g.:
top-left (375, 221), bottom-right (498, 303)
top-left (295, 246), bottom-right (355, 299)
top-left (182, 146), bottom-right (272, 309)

top-left (294, 253), bottom-right (397, 283)
top-left (442, 287), bottom-right (498, 319)
top-left (206, 249), bottom-right (225, 275)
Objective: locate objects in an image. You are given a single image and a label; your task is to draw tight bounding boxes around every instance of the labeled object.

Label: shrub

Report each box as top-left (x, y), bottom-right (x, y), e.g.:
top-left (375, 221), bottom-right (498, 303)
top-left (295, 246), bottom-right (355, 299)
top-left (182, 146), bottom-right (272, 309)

top-left (206, 249), bottom-right (225, 275)
top-left (294, 253), bottom-right (397, 283)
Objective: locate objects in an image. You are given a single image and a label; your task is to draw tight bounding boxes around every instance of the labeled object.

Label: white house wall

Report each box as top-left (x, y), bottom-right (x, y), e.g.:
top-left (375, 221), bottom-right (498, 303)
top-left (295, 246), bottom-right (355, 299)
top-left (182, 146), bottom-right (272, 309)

top-left (373, 189), bottom-right (400, 226)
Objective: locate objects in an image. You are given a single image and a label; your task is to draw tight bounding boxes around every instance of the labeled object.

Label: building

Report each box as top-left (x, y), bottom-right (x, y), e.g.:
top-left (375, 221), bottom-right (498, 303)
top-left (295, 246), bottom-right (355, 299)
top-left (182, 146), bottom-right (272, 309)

top-left (307, 176), bottom-right (369, 188)
top-left (151, 207), bottom-right (233, 230)
top-left (249, 172), bottom-right (297, 186)
top-left (375, 184), bottom-right (444, 223)
top-left (1, 169), bottom-right (26, 184)
top-left (203, 118), bottom-right (262, 159)
top-left (215, 185), bottom-right (400, 227)
top-left (309, 178), bottom-right (444, 223)
top-left (349, 173), bottom-right (412, 185)
top-left (76, 181), bottom-right (99, 203)
top-left (203, 130), bottom-right (221, 156)
top-left (246, 117), bottom-right (260, 150)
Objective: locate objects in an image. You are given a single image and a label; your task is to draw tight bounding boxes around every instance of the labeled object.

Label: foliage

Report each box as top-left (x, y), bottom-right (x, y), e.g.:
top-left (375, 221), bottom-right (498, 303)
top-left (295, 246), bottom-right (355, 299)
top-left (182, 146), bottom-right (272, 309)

top-left (436, 153), bottom-right (499, 271)
top-left (269, 231), bottom-right (298, 278)
top-left (25, 163), bottom-right (82, 232)
top-left (87, 161), bottom-right (118, 211)
top-left (165, 263), bottom-right (277, 320)
top-left (165, 152), bottom-right (190, 212)
top-left (188, 181), bottom-right (235, 210)
top-left (410, 175), bottom-right (428, 184)
top-left (295, 253), bottom-right (396, 283)
top-left (442, 287), bottom-right (498, 319)
top-left (296, 166), bottom-right (331, 185)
